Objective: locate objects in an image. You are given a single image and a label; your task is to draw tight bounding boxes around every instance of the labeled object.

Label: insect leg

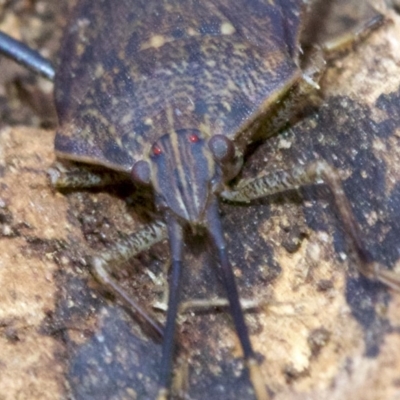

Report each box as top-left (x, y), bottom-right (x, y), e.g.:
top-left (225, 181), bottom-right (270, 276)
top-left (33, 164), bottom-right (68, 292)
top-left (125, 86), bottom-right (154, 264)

top-left (0, 31), bottom-right (54, 80)
top-left (221, 160), bottom-right (400, 291)
top-left (49, 161), bottom-right (130, 188)
top-left (90, 220), bottom-right (168, 339)
top-left (302, 2), bottom-right (384, 58)
top-left (207, 199), bottom-right (270, 400)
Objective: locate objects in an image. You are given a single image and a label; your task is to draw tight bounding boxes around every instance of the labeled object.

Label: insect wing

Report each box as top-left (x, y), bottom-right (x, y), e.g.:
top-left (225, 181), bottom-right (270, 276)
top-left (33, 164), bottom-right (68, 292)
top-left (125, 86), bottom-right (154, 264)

top-left (54, 0), bottom-right (304, 172)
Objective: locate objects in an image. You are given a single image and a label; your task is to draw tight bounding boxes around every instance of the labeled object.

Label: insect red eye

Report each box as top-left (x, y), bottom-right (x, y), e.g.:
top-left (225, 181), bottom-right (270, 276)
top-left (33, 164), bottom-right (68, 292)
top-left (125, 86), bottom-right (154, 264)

top-left (152, 145), bottom-right (162, 156)
top-left (189, 133), bottom-right (199, 143)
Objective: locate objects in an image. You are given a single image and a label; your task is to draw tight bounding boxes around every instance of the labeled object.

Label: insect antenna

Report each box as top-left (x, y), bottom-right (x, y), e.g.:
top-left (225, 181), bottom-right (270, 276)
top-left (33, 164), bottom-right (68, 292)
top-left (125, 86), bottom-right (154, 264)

top-left (206, 199), bottom-right (269, 400)
top-left (157, 213), bottom-right (184, 400)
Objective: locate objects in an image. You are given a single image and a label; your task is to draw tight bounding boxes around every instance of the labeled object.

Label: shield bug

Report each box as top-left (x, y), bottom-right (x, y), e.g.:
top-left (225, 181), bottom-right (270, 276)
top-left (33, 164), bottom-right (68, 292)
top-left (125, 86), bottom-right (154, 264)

top-left (1, 1), bottom-right (399, 399)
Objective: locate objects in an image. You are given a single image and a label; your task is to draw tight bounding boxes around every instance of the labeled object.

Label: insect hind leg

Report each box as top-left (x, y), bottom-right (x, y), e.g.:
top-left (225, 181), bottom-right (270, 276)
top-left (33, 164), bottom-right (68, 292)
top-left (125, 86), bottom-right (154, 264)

top-left (221, 160), bottom-right (400, 291)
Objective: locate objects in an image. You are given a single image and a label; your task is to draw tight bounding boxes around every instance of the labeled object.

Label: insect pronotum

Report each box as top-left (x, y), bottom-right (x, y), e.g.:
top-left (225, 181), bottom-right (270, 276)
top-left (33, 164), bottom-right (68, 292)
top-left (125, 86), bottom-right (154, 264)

top-left (0, 1), bottom-right (399, 399)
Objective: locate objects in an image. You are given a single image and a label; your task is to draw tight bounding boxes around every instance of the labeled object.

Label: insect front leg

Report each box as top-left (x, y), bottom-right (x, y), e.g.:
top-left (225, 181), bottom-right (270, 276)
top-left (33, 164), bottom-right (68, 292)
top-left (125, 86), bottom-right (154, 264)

top-left (221, 160), bottom-right (400, 291)
top-left (49, 160), bottom-right (131, 188)
top-left (91, 219), bottom-right (168, 339)
top-left (49, 160), bottom-right (168, 337)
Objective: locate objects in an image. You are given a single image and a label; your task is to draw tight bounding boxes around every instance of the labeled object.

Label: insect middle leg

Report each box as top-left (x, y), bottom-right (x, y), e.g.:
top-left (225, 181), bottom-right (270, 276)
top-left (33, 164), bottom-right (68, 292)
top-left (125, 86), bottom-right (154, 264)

top-left (221, 160), bottom-right (400, 291)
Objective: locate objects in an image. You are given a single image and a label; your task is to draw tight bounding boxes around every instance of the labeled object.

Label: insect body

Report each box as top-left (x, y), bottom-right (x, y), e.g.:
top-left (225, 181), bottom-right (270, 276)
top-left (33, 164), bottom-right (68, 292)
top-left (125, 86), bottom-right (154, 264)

top-left (52, 2), bottom-right (302, 398)
top-left (1, 1), bottom-right (399, 399)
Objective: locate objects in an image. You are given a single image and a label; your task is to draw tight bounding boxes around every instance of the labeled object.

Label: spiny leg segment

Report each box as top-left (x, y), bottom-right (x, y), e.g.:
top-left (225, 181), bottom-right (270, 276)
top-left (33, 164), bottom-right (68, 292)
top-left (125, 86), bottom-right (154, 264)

top-left (91, 220), bottom-right (168, 338)
top-left (49, 161), bottom-right (131, 188)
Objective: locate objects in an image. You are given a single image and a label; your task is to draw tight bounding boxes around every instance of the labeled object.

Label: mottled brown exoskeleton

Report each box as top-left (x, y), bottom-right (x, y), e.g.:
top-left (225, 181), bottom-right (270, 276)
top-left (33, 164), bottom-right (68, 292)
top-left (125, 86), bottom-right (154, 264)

top-left (0, 1), bottom-right (399, 399)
